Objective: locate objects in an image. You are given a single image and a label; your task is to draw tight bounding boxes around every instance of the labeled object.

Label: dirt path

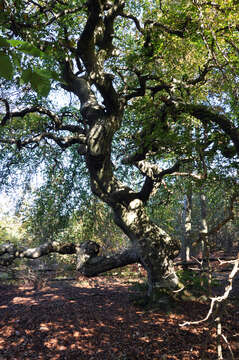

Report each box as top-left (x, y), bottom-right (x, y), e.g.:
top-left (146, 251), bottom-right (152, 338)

top-left (0, 276), bottom-right (238, 360)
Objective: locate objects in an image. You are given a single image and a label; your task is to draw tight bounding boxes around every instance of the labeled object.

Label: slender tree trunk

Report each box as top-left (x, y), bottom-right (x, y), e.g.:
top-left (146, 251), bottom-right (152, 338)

top-left (200, 192), bottom-right (209, 263)
top-left (181, 189), bottom-right (192, 262)
top-left (200, 192), bottom-right (211, 295)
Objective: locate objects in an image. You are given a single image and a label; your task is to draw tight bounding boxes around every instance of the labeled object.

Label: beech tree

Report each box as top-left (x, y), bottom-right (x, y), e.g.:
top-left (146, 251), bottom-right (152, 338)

top-left (0, 0), bottom-right (239, 298)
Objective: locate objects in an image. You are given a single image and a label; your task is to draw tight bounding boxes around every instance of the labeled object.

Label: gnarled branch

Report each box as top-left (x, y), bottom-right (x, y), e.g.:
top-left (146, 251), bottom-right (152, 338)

top-left (181, 103), bottom-right (239, 156)
top-left (0, 240), bottom-right (139, 278)
top-left (0, 241), bottom-right (77, 266)
top-left (0, 132), bottom-right (86, 150)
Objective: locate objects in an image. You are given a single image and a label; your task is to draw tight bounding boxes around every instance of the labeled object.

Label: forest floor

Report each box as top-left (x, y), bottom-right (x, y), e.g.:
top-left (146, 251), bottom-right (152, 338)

top-left (0, 261), bottom-right (239, 360)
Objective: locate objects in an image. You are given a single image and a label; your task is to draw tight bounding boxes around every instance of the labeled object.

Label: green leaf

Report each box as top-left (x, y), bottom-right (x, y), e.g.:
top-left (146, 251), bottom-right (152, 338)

top-left (7, 39), bottom-right (26, 47)
top-left (37, 79), bottom-right (51, 97)
top-left (11, 52), bottom-right (22, 68)
top-left (21, 68), bottom-right (53, 96)
top-left (31, 68), bottom-right (62, 83)
top-left (7, 40), bottom-right (47, 58)
top-left (0, 54), bottom-right (13, 80)
top-left (34, 69), bottom-right (53, 79)
top-left (0, 36), bottom-right (10, 48)
top-left (21, 68), bottom-right (51, 96)
top-left (17, 42), bottom-right (46, 58)
top-left (30, 71), bottom-right (51, 97)
top-left (21, 68), bottom-right (33, 83)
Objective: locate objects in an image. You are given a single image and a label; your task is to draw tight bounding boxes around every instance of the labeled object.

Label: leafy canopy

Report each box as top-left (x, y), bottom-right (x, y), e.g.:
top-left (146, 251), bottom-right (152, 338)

top-left (0, 0), bottom-right (239, 228)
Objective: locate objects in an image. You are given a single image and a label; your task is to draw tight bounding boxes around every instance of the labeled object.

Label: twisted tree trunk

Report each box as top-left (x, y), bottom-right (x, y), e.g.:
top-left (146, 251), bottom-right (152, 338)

top-left (54, 48), bottom-right (182, 297)
top-left (76, 199), bottom-right (180, 296)
top-left (0, 0), bottom-right (181, 299)
top-left (78, 108), bottom-right (180, 296)
top-left (112, 200), bottom-right (180, 295)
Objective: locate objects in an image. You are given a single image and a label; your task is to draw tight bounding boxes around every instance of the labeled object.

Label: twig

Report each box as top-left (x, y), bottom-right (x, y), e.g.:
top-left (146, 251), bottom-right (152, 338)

top-left (191, 256), bottom-right (203, 266)
top-left (221, 333), bottom-right (235, 360)
top-left (180, 258), bottom-right (239, 327)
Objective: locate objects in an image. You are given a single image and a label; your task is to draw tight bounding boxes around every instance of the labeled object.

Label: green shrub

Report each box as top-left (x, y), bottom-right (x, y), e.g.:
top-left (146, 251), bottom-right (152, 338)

top-left (177, 269), bottom-right (219, 296)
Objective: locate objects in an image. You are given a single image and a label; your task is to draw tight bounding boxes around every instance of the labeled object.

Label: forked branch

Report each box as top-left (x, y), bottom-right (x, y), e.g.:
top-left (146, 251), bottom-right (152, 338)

top-left (180, 256), bottom-right (239, 327)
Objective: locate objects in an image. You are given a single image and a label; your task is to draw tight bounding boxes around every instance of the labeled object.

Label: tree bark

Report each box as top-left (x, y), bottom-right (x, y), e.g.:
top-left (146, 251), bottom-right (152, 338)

top-left (200, 191), bottom-right (212, 295)
top-left (181, 189), bottom-right (192, 262)
top-left (83, 120), bottom-right (180, 295)
top-left (111, 200), bottom-right (180, 295)
top-left (76, 241), bottom-right (139, 276)
top-left (200, 192), bottom-right (209, 267)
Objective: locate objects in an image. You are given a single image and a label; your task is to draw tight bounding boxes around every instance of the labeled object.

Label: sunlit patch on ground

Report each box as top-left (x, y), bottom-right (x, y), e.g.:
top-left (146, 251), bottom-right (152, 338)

top-left (12, 297), bottom-right (39, 305)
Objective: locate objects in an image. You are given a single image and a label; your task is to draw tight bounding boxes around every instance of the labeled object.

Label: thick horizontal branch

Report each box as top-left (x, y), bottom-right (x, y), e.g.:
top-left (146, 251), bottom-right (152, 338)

top-left (0, 102), bottom-right (85, 137)
top-left (76, 243), bottom-right (139, 277)
top-left (0, 103), bottom-right (86, 140)
top-left (0, 102), bottom-right (62, 129)
top-left (171, 171), bottom-right (206, 180)
top-left (122, 157), bottom-right (193, 203)
top-left (0, 241), bottom-right (77, 266)
top-left (0, 240), bottom-right (139, 279)
top-left (126, 157), bottom-right (207, 203)
top-left (154, 99), bottom-right (239, 158)
top-left (136, 159), bottom-right (191, 181)
top-left (122, 159), bottom-right (191, 204)
top-left (124, 60), bottom-right (213, 103)
top-left (57, 124), bottom-right (86, 134)
top-left (125, 75), bottom-right (170, 102)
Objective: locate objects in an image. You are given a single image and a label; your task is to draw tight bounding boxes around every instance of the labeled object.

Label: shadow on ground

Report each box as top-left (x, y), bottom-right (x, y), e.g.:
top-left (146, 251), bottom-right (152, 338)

top-left (0, 276), bottom-right (238, 360)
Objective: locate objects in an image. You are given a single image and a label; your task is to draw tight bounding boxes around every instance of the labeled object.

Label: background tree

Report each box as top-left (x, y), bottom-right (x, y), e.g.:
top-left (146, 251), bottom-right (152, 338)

top-left (0, 0), bottom-right (239, 299)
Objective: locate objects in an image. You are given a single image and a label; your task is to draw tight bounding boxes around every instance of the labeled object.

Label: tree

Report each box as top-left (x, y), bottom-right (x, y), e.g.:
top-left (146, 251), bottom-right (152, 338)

top-left (0, 0), bottom-right (239, 299)
top-left (182, 188), bottom-right (193, 262)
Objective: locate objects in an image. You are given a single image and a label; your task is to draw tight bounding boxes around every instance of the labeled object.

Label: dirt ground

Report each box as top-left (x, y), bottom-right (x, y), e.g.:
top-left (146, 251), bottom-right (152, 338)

top-left (0, 270), bottom-right (238, 360)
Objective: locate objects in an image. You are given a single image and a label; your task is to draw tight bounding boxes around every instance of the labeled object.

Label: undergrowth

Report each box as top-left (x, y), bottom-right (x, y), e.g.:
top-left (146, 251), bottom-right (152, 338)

top-left (128, 269), bottom-right (220, 311)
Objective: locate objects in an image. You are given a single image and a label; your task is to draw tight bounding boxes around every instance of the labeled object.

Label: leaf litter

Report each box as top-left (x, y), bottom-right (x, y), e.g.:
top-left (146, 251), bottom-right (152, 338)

top-left (0, 271), bottom-right (238, 360)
